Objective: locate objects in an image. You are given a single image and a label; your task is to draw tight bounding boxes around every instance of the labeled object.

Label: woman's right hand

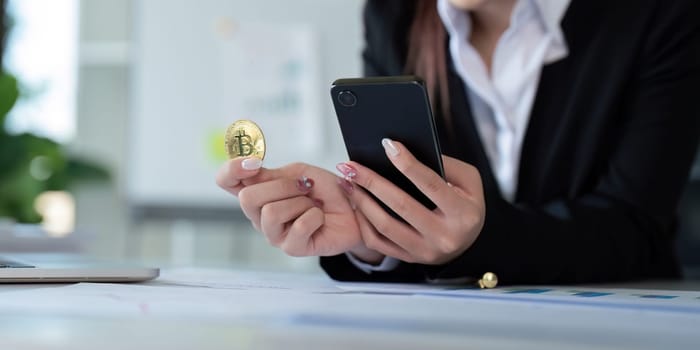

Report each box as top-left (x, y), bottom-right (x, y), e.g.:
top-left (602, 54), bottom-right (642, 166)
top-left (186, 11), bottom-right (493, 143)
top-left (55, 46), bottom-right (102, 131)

top-left (216, 158), bottom-right (380, 260)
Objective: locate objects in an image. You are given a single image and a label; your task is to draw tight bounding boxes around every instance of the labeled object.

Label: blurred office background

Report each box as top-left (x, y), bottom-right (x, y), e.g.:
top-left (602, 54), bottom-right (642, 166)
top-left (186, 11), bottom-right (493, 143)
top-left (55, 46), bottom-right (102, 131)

top-left (1, 0), bottom-right (699, 276)
top-left (1, 0), bottom-right (365, 273)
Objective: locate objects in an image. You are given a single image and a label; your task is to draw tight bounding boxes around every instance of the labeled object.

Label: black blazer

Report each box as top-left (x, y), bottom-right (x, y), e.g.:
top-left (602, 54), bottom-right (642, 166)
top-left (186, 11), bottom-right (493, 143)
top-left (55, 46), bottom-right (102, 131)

top-left (322, 0), bottom-right (700, 284)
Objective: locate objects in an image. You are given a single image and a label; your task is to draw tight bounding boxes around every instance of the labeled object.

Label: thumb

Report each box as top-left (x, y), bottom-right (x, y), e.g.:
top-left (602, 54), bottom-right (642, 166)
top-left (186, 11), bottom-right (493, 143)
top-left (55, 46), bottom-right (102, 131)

top-left (216, 158), bottom-right (262, 195)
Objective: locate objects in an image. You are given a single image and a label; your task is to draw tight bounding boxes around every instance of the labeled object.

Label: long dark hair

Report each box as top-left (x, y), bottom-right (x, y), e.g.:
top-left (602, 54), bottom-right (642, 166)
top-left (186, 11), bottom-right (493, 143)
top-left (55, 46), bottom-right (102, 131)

top-left (405, 0), bottom-right (451, 127)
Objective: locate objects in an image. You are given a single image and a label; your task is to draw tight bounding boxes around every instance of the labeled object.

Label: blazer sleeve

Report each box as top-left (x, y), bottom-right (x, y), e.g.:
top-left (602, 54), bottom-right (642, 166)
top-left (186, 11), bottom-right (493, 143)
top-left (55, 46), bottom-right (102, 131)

top-left (425, 0), bottom-right (700, 284)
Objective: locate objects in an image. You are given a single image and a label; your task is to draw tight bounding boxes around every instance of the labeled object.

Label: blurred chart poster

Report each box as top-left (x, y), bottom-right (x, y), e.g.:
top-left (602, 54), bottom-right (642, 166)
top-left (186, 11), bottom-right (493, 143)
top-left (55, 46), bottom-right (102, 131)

top-left (217, 21), bottom-right (322, 166)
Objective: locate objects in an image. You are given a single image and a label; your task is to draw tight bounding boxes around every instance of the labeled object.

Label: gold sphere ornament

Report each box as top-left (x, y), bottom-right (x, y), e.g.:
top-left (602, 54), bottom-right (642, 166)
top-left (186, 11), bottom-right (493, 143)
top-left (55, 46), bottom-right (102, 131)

top-left (224, 119), bottom-right (266, 160)
top-left (478, 272), bottom-right (498, 289)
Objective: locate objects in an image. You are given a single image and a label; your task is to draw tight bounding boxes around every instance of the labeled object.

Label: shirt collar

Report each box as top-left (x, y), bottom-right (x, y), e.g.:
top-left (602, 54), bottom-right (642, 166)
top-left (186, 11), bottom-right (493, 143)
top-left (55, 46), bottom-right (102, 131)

top-left (531, 0), bottom-right (570, 49)
top-left (437, 0), bottom-right (571, 50)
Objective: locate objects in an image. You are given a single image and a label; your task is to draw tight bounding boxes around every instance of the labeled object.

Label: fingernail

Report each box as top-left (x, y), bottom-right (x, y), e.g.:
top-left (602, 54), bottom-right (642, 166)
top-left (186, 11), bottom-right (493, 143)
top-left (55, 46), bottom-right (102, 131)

top-left (241, 158), bottom-right (262, 170)
top-left (312, 198), bottom-right (324, 208)
top-left (337, 177), bottom-right (354, 195)
top-left (382, 138), bottom-right (399, 157)
top-left (336, 162), bottom-right (357, 179)
top-left (297, 176), bottom-right (314, 193)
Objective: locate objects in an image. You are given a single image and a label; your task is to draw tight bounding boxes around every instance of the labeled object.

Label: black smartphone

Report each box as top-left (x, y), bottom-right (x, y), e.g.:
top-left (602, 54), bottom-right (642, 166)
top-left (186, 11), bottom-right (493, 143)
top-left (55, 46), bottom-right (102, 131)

top-left (331, 76), bottom-right (445, 212)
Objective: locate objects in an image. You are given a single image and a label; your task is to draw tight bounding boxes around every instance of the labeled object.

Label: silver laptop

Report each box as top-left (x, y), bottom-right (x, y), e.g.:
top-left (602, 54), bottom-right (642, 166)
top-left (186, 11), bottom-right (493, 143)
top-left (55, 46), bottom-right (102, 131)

top-left (0, 253), bottom-right (159, 283)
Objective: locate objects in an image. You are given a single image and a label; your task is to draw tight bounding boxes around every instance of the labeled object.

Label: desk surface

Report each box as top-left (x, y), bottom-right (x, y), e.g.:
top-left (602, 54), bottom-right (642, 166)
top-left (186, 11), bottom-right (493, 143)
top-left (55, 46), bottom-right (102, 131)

top-left (1, 268), bottom-right (699, 350)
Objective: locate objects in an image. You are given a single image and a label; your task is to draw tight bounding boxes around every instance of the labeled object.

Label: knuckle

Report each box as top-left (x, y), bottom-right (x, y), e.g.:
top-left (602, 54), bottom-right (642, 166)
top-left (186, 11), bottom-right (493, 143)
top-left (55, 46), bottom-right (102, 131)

top-left (459, 209), bottom-right (484, 232)
top-left (294, 216), bottom-right (312, 233)
top-left (362, 232), bottom-right (381, 252)
top-left (215, 172), bottom-right (227, 188)
top-left (424, 178), bottom-right (442, 195)
top-left (292, 210), bottom-right (319, 235)
top-left (362, 175), bottom-right (375, 192)
top-left (237, 190), bottom-right (258, 221)
top-left (389, 197), bottom-right (409, 215)
top-left (280, 242), bottom-right (303, 257)
top-left (259, 204), bottom-right (277, 224)
top-left (215, 162), bottom-right (235, 187)
top-left (264, 233), bottom-right (282, 247)
top-left (237, 187), bottom-right (254, 205)
top-left (434, 235), bottom-right (459, 256)
top-left (373, 219), bottom-right (392, 236)
top-left (359, 224), bottom-right (378, 248)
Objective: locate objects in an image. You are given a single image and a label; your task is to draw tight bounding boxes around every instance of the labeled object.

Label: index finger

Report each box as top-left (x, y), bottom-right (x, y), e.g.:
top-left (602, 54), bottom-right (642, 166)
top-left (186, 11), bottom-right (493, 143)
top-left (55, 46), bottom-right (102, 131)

top-left (216, 158), bottom-right (302, 196)
top-left (380, 139), bottom-right (463, 214)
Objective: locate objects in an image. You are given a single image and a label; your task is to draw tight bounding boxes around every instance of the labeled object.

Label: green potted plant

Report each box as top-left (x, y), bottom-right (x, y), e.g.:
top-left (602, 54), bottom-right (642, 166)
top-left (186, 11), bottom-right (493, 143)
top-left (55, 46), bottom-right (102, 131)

top-left (1, 0), bottom-right (109, 225)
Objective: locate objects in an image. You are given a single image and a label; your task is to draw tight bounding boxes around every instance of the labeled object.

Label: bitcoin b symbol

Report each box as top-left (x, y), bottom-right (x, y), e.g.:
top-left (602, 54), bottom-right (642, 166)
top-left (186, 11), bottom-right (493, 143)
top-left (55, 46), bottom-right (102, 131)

top-left (235, 130), bottom-right (254, 157)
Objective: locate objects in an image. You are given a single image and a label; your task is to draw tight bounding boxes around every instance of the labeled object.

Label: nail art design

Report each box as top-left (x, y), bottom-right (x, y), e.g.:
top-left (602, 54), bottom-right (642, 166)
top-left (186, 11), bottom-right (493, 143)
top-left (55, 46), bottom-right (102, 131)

top-left (297, 176), bottom-right (314, 192)
top-left (337, 177), bottom-right (354, 195)
top-left (336, 162), bottom-right (357, 180)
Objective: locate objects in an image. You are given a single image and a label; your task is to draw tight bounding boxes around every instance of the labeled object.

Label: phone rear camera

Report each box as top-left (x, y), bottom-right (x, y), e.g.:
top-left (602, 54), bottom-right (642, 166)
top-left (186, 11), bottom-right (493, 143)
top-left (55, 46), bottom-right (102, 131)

top-left (338, 90), bottom-right (357, 107)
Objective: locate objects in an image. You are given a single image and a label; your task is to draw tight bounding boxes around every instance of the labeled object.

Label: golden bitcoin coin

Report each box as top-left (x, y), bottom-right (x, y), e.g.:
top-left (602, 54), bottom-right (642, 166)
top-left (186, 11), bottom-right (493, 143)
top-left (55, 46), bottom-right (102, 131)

top-left (478, 272), bottom-right (498, 289)
top-left (224, 120), bottom-right (266, 160)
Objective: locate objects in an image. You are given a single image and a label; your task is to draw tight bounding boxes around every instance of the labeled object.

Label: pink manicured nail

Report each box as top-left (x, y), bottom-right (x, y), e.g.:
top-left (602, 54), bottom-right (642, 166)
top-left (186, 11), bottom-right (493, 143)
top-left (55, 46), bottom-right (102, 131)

top-left (337, 177), bottom-right (354, 195)
top-left (336, 162), bottom-right (357, 179)
top-left (297, 176), bottom-right (314, 192)
top-left (241, 158), bottom-right (262, 170)
top-left (381, 138), bottom-right (399, 157)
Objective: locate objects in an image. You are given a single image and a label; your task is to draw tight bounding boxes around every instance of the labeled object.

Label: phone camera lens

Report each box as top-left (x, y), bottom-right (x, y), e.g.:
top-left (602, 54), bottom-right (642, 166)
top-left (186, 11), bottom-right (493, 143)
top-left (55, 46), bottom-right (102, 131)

top-left (338, 90), bottom-right (357, 107)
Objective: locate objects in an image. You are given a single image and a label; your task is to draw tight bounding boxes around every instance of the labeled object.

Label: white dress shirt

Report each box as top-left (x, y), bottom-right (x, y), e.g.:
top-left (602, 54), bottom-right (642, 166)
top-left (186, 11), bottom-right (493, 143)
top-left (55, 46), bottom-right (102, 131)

top-left (349, 0), bottom-right (571, 273)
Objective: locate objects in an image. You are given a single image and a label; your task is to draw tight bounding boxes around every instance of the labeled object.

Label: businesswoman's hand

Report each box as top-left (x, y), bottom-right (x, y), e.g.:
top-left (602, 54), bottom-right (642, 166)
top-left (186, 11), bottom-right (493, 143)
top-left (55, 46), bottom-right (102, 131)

top-left (337, 139), bottom-right (485, 265)
top-left (216, 158), bottom-right (372, 258)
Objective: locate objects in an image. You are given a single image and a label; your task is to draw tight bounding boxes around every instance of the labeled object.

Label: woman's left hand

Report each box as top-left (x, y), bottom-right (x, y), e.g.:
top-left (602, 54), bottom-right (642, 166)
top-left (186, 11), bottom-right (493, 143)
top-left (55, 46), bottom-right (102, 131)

top-left (337, 139), bottom-right (485, 265)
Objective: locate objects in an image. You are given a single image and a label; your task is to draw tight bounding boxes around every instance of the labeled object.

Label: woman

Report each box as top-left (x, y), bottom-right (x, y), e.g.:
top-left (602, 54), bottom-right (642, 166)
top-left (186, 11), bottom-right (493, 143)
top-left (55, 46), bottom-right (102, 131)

top-left (217, 0), bottom-right (700, 284)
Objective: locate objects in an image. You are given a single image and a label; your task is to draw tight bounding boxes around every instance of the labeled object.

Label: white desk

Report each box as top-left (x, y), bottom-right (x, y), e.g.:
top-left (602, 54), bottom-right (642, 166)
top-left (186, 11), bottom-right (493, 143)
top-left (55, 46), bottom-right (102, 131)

top-left (1, 268), bottom-right (699, 350)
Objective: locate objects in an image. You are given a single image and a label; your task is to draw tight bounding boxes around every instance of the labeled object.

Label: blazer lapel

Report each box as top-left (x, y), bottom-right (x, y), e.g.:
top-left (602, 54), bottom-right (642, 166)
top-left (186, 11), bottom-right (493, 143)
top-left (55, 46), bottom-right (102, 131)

top-left (516, 0), bottom-right (604, 203)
